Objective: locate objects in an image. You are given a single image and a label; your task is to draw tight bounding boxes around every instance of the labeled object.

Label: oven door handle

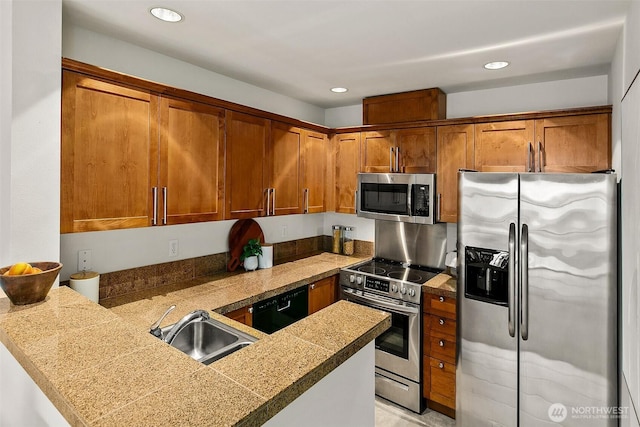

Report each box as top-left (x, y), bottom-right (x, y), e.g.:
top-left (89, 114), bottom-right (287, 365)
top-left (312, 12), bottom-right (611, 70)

top-left (342, 288), bottom-right (419, 315)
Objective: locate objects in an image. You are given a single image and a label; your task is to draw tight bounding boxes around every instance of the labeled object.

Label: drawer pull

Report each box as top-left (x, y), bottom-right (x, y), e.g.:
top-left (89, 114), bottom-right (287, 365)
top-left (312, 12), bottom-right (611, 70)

top-left (439, 340), bottom-right (444, 347)
top-left (439, 318), bottom-right (445, 326)
top-left (439, 362), bottom-right (444, 369)
top-left (439, 296), bottom-right (444, 303)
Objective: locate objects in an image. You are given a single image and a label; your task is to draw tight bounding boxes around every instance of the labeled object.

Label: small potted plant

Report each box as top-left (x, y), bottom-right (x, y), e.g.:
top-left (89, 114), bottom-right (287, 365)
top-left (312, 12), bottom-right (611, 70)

top-left (241, 238), bottom-right (262, 271)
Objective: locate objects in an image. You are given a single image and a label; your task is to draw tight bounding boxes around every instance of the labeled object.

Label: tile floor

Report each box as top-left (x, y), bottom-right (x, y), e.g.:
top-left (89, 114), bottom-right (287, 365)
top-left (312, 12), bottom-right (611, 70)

top-left (375, 397), bottom-right (455, 427)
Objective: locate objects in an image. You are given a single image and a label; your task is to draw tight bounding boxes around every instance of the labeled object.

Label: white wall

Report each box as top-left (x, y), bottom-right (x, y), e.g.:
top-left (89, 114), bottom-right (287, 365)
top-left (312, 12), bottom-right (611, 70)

top-left (616, 0), bottom-right (640, 424)
top-left (60, 214), bottom-right (325, 281)
top-left (324, 75), bottom-right (610, 129)
top-left (62, 25), bottom-right (325, 125)
top-left (0, 0), bottom-right (61, 273)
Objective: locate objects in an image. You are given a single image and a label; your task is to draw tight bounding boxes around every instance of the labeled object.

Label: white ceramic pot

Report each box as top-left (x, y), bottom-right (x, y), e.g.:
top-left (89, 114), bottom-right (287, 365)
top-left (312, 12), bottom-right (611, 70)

top-left (243, 256), bottom-right (259, 271)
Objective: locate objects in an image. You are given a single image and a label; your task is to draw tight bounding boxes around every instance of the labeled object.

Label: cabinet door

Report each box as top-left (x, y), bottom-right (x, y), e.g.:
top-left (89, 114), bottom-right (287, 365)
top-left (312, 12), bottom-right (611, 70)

top-left (225, 306), bottom-right (253, 327)
top-left (226, 112), bottom-right (270, 219)
top-left (61, 71), bottom-right (159, 233)
top-left (335, 133), bottom-right (361, 214)
top-left (270, 122), bottom-right (303, 215)
top-left (395, 127), bottom-right (436, 173)
top-left (436, 124), bottom-right (474, 223)
top-left (535, 113), bottom-right (610, 172)
top-left (308, 275), bottom-right (338, 315)
top-left (474, 120), bottom-right (534, 172)
top-left (159, 97), bottom-right (225, 224)
top-left (361, 131), bottom-right (395, 172)
top-left (302, 130), bottom-right (327, 213)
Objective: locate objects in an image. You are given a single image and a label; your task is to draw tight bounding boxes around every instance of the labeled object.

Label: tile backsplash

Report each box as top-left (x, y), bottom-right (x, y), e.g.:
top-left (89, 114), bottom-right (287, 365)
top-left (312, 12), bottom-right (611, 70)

top-left (62, 236), bottom-right (373, 304)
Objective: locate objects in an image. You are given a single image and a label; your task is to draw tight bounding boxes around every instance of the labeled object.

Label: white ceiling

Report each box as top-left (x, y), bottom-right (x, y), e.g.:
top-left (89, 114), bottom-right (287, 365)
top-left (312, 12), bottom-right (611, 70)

top-left (62, 0), bottom-right (630, 108)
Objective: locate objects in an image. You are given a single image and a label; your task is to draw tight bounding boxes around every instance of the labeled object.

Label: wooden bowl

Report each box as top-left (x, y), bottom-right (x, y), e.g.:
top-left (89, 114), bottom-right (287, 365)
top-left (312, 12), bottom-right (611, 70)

top-left (0, 262), bottom-right (63, 305)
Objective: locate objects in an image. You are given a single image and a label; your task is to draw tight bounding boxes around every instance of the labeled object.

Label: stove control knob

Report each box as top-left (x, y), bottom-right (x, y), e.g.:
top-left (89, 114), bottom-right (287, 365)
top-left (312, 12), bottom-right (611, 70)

top-left (349, 274), bottom-right (356, 284)
top-left (408, 288), bottom-right (416, 297)
top-left (401, 287), bottom-right (407, 295)
top-left (356, 276), bottom-right (363, 285)
top-left (391, 284), bottom-right (398, 293)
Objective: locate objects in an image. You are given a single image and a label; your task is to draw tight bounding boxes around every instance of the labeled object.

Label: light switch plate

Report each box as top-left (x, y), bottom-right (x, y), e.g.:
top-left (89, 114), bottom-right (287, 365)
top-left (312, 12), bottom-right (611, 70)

top-left (169, 240), bottom-right (178, 257)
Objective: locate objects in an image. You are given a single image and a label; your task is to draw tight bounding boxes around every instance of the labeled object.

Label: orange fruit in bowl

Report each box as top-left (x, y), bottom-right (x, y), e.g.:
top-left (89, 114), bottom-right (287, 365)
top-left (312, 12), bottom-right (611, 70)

top-left (7, 262), bottom-right (32, 275)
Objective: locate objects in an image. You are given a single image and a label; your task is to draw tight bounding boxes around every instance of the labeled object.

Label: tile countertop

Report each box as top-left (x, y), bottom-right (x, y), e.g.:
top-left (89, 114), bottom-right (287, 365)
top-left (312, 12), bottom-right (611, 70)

top-left (422, 272), bottom-right (457, 299)
top-left (0, 253), bottom-right (391, 427)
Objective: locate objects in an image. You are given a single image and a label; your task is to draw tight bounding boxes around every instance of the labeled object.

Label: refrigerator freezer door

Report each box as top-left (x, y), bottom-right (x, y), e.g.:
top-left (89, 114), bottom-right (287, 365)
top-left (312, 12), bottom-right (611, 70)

top-left (457, 172), bottom-right (519, 427)
top-left (519, 173), bottom-right (617, 426)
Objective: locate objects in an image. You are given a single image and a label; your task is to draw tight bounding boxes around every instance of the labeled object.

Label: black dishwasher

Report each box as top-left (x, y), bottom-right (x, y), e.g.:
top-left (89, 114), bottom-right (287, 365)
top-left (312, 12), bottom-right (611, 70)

top-left (252, 287), bottom-right (308, 334)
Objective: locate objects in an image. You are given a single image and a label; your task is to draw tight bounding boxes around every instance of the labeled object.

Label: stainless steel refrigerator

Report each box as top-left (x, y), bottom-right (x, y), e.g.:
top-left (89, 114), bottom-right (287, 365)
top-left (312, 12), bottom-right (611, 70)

top-left (457, 172), bottom-right (617, 427)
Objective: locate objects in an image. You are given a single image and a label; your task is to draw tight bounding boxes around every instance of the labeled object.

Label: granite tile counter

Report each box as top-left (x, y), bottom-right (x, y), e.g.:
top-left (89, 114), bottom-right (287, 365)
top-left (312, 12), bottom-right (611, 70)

top-left (0, 253), bottom-right (389, 427)
top-left (422, 273), bottom-right (457, 299)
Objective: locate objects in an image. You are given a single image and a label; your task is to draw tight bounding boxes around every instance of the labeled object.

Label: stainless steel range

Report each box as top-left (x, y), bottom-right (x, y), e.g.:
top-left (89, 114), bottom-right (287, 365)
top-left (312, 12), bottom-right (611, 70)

top-left (340, 221), bottom-right (447, 413)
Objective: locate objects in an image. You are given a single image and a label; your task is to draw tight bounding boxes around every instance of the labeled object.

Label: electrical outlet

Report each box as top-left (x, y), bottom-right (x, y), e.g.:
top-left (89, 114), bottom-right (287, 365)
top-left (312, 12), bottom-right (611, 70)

top-left (78, 250), bottom-right (92, 271)
top-left (169, 240), bottom-right (179, 257)
top-left (281, 225), bottom-right (287, 237)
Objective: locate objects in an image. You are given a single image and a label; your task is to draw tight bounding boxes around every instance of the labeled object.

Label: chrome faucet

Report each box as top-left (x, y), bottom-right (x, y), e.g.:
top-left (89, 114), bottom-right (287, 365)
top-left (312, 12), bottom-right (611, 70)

top-left (149, 305), bottom-right (176, 338)
top-left (162, 309), bottom-right (211, 344)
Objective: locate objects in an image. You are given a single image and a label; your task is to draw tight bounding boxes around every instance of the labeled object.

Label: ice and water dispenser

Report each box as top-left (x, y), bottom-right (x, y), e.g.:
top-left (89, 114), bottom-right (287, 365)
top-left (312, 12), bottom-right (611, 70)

top-left (464, 247), bottom-right (509, 306)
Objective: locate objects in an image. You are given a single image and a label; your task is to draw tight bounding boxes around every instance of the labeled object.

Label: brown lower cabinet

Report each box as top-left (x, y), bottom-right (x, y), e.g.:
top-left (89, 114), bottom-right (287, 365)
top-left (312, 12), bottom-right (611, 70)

top-left (423, 293), bottom-right (457, 418)
top-left (225, 305), bottom-right (253, 327)
top-left (308, 275), bottom-right (339, 315)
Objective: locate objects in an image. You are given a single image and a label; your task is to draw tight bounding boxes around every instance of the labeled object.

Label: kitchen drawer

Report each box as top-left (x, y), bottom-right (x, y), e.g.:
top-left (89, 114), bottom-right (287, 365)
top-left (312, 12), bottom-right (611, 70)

top-left (430, 357), bottom-right (455, 402)
top-left (430, 335), bottom-right (456, 363)
top-left (426, 294), bottom-right (456, 318)
top-left (430, 314), bottom-right (456, 337)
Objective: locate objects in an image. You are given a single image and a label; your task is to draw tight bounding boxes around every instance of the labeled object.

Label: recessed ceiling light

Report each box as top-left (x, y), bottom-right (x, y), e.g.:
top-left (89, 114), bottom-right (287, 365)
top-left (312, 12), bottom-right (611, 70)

top-left (484, 61), bottom-right (509, 70)
top-left (331, 87), bottom-right (348, 93)
top-left (150, 7), bottom-right (183, 23)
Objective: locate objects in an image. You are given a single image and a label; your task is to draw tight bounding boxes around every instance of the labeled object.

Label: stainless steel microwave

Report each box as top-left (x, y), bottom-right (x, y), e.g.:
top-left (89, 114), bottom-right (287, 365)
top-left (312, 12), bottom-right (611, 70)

top-left (357, 173), bottom-right (436, 224)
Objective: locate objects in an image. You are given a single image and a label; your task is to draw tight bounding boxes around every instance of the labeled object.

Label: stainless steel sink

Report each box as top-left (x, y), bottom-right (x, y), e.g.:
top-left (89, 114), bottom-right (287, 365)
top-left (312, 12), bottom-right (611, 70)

top-left (158, 316), bottom-right (257, 365)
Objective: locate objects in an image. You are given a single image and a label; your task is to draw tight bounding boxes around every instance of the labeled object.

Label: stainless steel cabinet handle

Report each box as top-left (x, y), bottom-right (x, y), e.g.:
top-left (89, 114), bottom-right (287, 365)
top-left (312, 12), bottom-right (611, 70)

top-left (521, 223), bottom-right (529, 340)
top-left (438, 362), bottom-right (444, 369)
top-left (310, 283), bottom-right (315, 290)
top-left (162, 187), bottom-right (168, 225)
top-left (389, 147), bottom-right (395, 172)
top-left (538, 141), bottom-right (543, 172)
top-left (304, 188), bottom-right (309, 213)
top-left (354, 190), bottom-right (358, 214)
top-left (272, 188), bottom-right (276, 216)
top-left (439, 296), bottom-right (444, 303)
top-left (439, 318), bottom-right (445, 326)
top-left (527, 142), bottom-right (533, 172)
top-left (439, 340), bottom-right (444, 347)
top-left (265, 188), bottom-right (271, 216)
top-left (395, 146), bottom-right (400, 172)
top-left (152, 187), bottom-right (158, 226)
top-left (248, 307), bottom-right (253, 314)
top-left (508, 222), bottom-right (516, 337)
top-left (437, 193), bottom-right (442, 222)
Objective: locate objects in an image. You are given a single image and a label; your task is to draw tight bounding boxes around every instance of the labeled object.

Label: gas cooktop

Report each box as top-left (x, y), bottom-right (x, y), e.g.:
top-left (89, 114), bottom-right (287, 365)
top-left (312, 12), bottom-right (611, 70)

top-left (347, 258), bottom-right (442, 285)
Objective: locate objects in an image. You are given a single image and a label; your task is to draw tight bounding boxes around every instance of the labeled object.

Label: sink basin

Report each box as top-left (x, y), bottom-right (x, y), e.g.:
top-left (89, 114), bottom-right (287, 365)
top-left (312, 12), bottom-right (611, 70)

top-left (159, 317), bottom-right (257, 365)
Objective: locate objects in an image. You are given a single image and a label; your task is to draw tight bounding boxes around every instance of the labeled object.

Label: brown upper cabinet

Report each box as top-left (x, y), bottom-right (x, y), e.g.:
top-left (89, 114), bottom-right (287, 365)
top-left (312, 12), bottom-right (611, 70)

top-left (225, 111), bottom-right (270, 219)
top-left (269, 122), bottom-right (304, 216)
top-left (159, 97), bottom-right (225, 225)
top-left (534, 114), bottom-right (610, 172)
top-left (363, 89), bottom-right (447, 125)
top-left (474, 120), bottom-right (535, 172)
top-left (61, 70), bottom-right (160, 233)
top-left (436, 124), bottom-right (475, 223)
top-left (361, 127), bottom-right (437, 173)
top-left (301, 130), bottom-right (327, 213)
top-left (334, 132), bottom-right (361, 214)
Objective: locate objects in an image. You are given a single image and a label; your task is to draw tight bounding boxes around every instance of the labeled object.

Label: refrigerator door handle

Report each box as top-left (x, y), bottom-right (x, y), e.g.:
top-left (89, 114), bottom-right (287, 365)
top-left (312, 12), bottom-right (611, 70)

top-left (508, 222), bottom-right (516, 337)
top-left (520, 223), bottom-right (529, 340)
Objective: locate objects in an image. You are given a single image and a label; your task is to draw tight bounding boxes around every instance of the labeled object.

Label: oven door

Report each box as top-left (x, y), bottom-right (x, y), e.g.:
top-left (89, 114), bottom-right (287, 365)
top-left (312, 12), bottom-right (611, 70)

top-left (341, 287), bottom-right (421, 382)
